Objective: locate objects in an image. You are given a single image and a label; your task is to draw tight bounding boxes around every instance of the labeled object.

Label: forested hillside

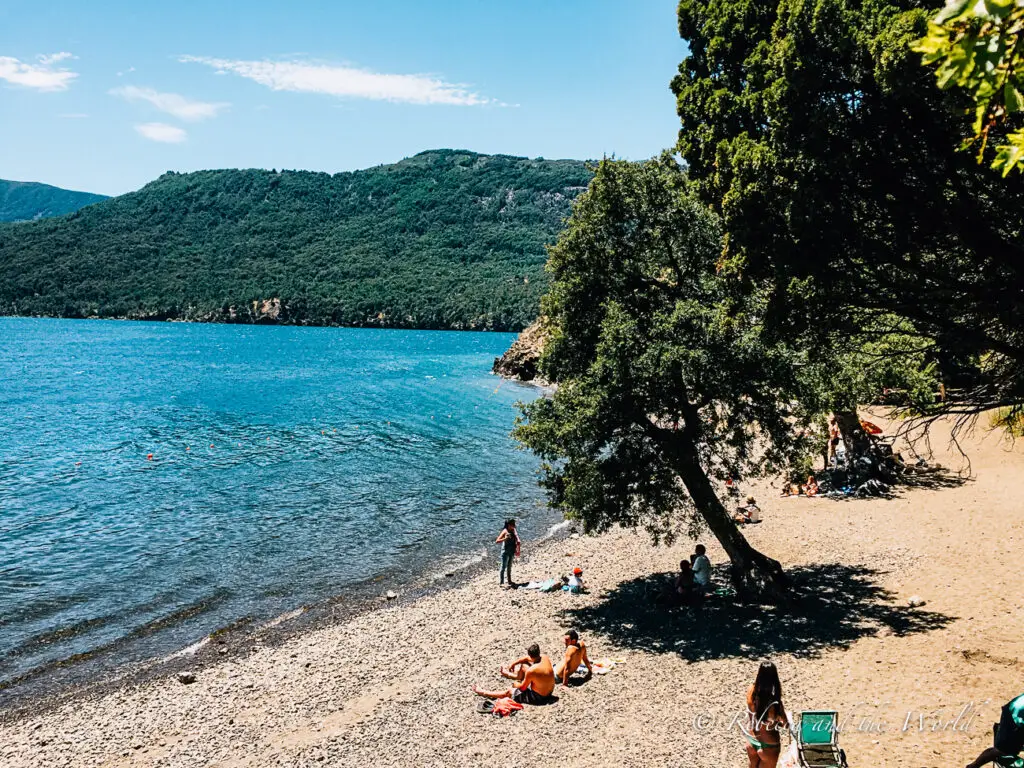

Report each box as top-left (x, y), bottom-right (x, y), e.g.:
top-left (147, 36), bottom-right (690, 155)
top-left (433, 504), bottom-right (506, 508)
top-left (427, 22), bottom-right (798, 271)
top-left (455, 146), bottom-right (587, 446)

top-left (0, 150), bottom-right (592, 330)
top-left (0, 179), bottom-right (108, 223)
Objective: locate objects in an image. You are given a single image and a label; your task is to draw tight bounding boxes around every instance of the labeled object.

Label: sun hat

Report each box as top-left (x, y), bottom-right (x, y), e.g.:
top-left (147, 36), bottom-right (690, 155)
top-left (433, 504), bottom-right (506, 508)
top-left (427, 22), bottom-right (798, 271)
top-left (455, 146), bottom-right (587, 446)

top-left (572, 567), bottom-right (583, 575)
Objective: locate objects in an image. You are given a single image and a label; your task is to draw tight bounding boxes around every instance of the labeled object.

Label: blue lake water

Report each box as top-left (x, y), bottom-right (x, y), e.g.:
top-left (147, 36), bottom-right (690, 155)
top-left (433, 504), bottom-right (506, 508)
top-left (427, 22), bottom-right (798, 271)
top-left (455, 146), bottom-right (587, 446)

top-left (0, 318), bottom-right (550, 687)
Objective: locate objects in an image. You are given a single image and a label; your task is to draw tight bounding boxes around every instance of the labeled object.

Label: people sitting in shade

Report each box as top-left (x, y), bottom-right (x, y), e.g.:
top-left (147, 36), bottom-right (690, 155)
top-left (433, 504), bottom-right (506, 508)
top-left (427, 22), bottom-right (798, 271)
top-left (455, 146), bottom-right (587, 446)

top-left (733, 496), bottom-right (762, 525)
top-left (804, 475), bottom-right (819, 496)
top-left (676, 560), bottom-right (704, 605)
top-left (690, 544), bottom-right (712, 593)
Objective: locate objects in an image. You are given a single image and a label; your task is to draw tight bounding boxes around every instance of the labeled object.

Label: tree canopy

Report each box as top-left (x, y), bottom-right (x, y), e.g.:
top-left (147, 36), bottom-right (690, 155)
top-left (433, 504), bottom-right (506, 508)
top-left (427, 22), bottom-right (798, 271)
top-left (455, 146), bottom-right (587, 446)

top-left (0, 150), bottom-right (591, 332)
top-left (914, 0), bottom-right (1024, 176)
top-left (0, 179), bottom-right (107, 223)
top-left (672, 0), bottom-right (1024, 422)
top-left (515, 157), bottom-right (804, 601)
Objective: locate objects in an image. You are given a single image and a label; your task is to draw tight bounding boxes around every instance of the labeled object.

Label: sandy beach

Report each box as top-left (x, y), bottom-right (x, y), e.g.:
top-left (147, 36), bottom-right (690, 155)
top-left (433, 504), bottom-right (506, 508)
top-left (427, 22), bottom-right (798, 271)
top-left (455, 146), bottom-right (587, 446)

top-left (2, 413), bottom-right (1022, 768)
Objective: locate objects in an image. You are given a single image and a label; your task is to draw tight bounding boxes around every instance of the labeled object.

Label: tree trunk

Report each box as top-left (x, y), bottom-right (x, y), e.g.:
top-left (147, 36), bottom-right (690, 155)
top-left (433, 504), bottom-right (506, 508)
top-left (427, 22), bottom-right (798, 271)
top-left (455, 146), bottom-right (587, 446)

top-left (649, 425), bottom-right (789, 603)
top-left (834, 409), bottom-right (873, 464)
top-left (833, 409), bottom-right (898, 488)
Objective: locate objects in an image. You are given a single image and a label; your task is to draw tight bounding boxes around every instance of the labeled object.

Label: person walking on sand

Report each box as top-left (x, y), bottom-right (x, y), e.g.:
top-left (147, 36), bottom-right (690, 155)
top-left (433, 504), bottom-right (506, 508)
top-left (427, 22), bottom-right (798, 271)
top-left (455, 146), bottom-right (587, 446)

top-left (966, 691), bottom-right (1024, 768)
top-left (740, 660), bottom-right (790, 768)
top-left (553, 629), bottom-right (592, 686)
top-left (496, 518), bottom-right (520, 588)
top-left (473, 643), bottom-right (556, 705)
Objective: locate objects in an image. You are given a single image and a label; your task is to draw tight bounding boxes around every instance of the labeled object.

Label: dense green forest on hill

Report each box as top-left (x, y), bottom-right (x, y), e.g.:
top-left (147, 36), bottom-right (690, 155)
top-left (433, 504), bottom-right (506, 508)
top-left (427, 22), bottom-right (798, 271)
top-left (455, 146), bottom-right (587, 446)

top-left (0, 150), bottom-right (592, 330)
top-left (0, 179), bottom-right (108, 223)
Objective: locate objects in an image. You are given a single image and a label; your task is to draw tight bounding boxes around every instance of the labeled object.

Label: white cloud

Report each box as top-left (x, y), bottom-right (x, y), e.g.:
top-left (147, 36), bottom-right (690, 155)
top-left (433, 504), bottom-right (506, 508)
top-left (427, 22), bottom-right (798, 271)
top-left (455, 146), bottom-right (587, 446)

top-left (180, 55), bottom-right (493, 106)
top-left (38, 52), bottom-right (75, 66)
top-left (0, 54), bottom-right (78, 91)
top-left (135, 122), bottom-right (187, 143)
top-left (111, 85), bottom-right (228, 121)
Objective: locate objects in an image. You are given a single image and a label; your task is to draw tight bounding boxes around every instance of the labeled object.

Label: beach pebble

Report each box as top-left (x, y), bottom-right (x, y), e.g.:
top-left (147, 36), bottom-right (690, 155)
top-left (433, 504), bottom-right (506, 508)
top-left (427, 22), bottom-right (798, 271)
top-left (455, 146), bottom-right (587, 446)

top-left (907, 595), bottom-right (926, 607)
top-left (176, 672), bottom-right (197, 685)
top-left (385, 591), bottom-right (398, 601)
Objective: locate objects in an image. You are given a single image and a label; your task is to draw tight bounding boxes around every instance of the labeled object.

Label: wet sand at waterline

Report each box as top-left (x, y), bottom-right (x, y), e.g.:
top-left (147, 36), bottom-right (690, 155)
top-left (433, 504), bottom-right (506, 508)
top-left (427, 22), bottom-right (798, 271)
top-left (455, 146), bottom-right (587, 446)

top-left (2, 413), bottom-right (1022, 768)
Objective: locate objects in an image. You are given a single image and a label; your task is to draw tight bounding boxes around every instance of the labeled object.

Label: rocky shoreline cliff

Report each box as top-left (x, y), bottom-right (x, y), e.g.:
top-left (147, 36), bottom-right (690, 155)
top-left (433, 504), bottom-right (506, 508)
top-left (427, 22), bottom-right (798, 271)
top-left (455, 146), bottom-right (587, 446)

top-left (492, 319), bottom-right (548, 384)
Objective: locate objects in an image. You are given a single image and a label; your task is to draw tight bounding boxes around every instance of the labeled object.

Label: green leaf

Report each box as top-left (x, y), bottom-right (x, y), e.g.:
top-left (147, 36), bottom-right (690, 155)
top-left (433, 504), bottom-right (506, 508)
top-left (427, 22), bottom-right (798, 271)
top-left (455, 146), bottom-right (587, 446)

top-left (1005, 82), bottom-right (1024, 113)
top-left (992, 131), bottom-right (1024, 175)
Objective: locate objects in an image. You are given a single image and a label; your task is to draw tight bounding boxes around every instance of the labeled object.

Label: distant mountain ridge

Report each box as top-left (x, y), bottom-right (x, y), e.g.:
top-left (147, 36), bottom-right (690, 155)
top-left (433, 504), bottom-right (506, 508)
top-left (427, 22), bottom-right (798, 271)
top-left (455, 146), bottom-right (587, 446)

top-left (0, 179), bottom-right (108, 223)
top-left (0, 150), bottom-right (593, 331)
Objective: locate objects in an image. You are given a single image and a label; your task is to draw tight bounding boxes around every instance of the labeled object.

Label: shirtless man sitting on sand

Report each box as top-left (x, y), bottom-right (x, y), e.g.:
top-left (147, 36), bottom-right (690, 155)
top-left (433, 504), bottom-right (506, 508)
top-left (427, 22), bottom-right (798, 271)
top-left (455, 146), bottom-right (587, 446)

top-left (472, 643), bottom-right (556, 704)
top-left (553, 629), bottom-right (592, 686)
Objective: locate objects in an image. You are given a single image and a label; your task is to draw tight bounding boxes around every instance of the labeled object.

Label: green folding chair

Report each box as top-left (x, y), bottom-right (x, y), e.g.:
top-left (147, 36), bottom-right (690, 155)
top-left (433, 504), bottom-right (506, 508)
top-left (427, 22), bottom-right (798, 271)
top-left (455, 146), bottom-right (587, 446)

top-left (797, 711), bottom-right (848, 768)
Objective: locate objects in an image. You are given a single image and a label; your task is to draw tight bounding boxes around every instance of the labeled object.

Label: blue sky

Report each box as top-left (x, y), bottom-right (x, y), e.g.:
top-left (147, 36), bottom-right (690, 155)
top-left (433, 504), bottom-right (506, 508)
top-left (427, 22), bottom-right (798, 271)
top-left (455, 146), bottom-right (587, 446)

top-left (0, 1), bottom-right (686, 196)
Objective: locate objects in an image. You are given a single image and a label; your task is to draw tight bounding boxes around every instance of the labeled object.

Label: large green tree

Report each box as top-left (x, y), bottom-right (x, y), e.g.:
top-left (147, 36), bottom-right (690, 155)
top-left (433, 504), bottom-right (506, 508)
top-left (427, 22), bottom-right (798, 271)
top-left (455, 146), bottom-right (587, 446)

top-left (914, 0), bottom-right (1024, 176)
top-left (515, 158), bottom-right (809, 602)
top-left (672, 0), bottom-right (1024, 425)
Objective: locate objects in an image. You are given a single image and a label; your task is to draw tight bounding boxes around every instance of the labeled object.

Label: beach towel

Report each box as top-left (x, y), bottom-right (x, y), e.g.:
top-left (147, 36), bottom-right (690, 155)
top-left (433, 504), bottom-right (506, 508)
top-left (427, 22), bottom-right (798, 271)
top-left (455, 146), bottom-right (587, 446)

top-left (491, 697), bottom-right (523, 717)
top-left (860, 419), bottom-right (883, 435)
top-left (520, 581), bottom-right (561, 593)
top-left (522, 578), bottom-right (558, 591)
top-left (588, 657), bottom-right (624, 675)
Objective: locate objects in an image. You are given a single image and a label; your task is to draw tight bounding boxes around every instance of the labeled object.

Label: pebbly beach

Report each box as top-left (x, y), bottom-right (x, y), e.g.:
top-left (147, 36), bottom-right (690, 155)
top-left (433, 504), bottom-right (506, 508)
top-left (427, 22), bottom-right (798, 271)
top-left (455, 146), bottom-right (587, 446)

top-left (1, 413), bottom-right (1022, 767)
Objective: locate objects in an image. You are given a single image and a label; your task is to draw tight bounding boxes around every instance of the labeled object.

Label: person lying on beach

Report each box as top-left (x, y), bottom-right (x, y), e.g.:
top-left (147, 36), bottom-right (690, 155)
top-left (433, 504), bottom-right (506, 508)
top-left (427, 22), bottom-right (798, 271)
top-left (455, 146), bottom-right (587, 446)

top-left (473, 643), bottom-right (556, 705)
top-left (553, 629), bottom-right (592, 686)
top-left (966, 691), bottom-right (1024, 768)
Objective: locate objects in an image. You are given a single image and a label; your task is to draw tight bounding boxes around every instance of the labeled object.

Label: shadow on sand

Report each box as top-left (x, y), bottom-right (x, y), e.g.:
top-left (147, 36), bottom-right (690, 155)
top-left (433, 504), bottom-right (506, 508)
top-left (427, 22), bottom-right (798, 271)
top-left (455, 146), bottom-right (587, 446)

top-left (556, 563), bottom-right (954, 662)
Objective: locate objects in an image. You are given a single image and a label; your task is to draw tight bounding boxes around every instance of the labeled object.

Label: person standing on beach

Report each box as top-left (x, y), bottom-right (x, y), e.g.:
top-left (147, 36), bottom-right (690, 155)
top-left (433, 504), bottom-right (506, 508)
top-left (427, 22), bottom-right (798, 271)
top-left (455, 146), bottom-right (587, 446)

top-left (495, 519), bottom-right (520, 587)
top-left (740, 660), bottom-right (790, 768)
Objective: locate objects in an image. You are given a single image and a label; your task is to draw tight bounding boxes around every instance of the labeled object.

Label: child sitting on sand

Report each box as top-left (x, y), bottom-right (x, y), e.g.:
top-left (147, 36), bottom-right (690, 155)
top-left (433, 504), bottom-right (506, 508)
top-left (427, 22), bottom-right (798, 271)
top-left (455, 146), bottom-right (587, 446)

top-left (733, 497), bottom-right (761, 525)
top-left (563, 567), bottom-right (587, 594)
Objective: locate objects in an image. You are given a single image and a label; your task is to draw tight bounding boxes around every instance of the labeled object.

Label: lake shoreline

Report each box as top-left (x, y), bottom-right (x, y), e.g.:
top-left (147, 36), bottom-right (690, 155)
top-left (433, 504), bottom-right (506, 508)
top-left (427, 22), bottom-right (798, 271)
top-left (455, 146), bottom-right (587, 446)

top-left (0, 520), bottom-right (573, 722)
top-left (0, 312), bottom-right (530, 334)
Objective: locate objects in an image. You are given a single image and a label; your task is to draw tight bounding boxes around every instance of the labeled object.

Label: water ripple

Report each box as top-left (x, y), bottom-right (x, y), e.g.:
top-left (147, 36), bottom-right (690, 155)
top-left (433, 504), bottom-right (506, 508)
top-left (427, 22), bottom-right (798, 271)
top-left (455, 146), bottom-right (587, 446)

top-left (0, 319), bottom-right (551, 685)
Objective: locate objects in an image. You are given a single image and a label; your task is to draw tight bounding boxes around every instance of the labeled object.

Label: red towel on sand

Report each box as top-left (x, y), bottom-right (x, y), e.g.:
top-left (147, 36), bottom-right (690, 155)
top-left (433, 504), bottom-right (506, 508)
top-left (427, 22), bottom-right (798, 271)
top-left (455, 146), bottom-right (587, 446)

top-left (492, 697), bottom-right (523, 717)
